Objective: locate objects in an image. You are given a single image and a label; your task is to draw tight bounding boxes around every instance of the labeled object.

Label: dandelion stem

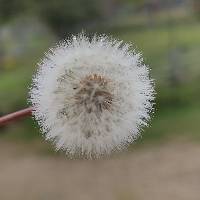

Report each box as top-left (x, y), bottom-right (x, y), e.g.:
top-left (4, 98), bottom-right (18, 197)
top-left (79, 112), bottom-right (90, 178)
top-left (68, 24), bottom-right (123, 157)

top-left (0, 107), bottom-right (32, 127)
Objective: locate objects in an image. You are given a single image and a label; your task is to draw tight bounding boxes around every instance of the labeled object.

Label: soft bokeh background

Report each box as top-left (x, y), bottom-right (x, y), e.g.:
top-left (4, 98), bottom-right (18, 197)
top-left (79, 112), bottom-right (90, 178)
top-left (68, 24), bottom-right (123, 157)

top-left (0, 0), bottom-right (200, 199)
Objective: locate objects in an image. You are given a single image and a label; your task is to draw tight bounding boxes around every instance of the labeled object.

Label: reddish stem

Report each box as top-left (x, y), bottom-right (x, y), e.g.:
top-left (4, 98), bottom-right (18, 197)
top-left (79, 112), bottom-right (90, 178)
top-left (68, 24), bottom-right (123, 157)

top-left (0, 107), bottom-right (32, 127)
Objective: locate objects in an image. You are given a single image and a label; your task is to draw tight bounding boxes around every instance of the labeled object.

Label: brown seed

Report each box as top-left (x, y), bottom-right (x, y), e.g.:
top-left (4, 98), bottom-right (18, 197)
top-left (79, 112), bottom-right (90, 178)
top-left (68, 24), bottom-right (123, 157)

top-left (74, 74), bottom-right (113, 114)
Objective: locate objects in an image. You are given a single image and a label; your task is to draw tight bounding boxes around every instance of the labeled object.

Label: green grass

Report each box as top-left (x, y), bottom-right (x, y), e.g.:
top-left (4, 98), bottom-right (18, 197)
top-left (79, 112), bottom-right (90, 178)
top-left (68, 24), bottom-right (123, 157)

top-left (139, 103), bottom-right (200, 144)
top-left (0, 67), bottom-right (32, 112)
top-left (114, 21), bottom-right (200, 107)
top-left (116, 22), bottom-right (200, 76)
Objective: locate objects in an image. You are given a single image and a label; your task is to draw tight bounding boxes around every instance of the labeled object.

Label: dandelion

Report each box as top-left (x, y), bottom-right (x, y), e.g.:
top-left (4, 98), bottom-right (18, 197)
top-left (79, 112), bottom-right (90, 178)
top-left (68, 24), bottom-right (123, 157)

top-left (29, 33), bottom-right (154, 158)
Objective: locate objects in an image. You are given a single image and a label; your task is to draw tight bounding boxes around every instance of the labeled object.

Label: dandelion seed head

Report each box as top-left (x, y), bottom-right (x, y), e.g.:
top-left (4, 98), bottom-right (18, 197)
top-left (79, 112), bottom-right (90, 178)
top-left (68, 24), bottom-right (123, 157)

top-left (29, 33), bottom-right (155, 158)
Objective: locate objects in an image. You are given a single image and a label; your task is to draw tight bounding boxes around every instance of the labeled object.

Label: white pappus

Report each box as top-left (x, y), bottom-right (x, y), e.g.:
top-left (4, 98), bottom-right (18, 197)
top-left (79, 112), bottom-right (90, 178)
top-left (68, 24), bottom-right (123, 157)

top-left (29, 33), bottom-right (155, 158)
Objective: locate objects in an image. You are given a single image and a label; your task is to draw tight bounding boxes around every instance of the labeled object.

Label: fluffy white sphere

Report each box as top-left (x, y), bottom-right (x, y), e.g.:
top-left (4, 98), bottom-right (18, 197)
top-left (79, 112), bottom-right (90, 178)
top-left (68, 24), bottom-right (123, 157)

top-left (29, 33), bottom-right (154, 158)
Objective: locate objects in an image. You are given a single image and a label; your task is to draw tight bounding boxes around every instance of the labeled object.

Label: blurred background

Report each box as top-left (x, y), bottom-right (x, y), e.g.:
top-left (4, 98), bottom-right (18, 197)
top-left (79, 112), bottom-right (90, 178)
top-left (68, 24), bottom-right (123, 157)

top-left (0, 0), bottom-right (200, 199)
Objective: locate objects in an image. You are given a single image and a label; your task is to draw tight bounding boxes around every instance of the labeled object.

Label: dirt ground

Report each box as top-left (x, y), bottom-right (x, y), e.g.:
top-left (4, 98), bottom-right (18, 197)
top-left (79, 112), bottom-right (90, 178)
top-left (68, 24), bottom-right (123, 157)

top-left (0, 140), bottom-right (199, 200)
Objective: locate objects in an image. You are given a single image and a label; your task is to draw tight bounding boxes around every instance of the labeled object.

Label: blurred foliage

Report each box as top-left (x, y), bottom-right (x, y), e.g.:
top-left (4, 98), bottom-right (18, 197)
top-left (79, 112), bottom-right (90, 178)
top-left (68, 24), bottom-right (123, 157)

top-left (0, 0), bottom-right (27, 21)
top-left (0, 0), bottom-right (106, 36)
top-left (35, 0), bottom-right (102, 37)
top-left (193, 0), bottom-right (200, 18)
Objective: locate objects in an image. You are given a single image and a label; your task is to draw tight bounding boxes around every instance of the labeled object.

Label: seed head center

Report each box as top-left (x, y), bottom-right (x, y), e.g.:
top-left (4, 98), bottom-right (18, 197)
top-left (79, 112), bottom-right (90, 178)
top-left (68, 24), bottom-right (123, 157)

top-left (74, 74), bottom-right (113, 114)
